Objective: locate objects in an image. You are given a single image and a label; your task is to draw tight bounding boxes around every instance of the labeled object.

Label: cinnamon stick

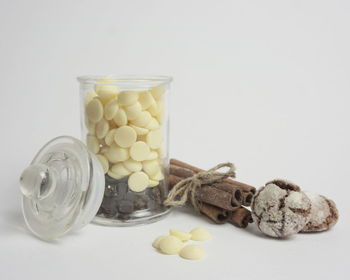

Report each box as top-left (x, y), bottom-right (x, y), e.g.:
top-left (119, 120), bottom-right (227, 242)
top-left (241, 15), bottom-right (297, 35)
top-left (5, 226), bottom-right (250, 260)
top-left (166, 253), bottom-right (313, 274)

top-left (229, 207), bottom-right (253, 228)
top-left (170, 159), bottom-right (256, 194)
top-left (197, 185), bottom-right (240, 211)
top-left (169, 174), bottom-right (240, 210)
top-left (169, 174), bottom-right (182, 188)
top-left (170, 165), bottom-right (195, 178)
top-left (210, 182), bottom-right (243, 205)
top-left (242, 192), bottom-right (254, 206)
top-left (199, 203), bottom-right (230, 224)
top-left (170, 161), bottom-right (248, 206)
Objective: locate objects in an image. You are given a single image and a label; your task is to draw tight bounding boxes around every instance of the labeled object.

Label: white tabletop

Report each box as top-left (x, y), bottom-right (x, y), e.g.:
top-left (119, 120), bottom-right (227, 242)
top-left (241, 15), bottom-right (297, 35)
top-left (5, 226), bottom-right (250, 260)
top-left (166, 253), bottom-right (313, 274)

top-left (0, 1), bottom-right (349, 280)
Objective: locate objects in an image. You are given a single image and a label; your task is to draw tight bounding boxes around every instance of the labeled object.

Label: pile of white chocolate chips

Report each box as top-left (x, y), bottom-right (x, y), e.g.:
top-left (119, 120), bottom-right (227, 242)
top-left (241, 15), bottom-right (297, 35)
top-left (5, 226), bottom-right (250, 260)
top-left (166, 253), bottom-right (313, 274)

top-left (85, 80), bottom-right (165, 192)
top-left (153, 227), bottom-right (211, 260)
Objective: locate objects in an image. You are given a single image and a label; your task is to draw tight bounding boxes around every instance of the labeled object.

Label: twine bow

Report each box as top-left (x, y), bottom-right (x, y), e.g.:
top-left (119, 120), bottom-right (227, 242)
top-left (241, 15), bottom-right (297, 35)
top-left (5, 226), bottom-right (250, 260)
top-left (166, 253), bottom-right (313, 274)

top-left (164, 162), bottom-right (236, 211)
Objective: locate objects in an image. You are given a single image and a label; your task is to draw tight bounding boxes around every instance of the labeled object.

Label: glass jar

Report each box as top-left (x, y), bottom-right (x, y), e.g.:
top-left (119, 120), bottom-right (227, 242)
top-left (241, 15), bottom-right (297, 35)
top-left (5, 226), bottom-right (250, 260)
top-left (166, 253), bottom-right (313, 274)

top-left (77, 75), bottom-right (172, 226)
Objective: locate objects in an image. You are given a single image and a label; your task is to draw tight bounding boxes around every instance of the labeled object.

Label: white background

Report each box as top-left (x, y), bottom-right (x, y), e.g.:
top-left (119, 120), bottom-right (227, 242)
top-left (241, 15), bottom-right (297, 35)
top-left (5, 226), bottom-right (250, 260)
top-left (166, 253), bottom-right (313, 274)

top-left (0, 0), bottom-right (349, 279)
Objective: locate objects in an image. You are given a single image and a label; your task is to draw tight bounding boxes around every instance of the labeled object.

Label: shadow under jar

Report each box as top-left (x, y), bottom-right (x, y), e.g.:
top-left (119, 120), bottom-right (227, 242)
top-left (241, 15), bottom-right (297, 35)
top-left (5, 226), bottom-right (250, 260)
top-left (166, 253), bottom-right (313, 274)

top-left (78, 75), bottom-right (172, 226)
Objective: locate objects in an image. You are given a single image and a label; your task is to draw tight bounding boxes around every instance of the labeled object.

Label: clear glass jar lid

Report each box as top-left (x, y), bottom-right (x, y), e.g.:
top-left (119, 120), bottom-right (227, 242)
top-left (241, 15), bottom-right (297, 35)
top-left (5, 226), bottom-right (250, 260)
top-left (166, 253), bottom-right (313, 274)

top-left (19, 136), bottom-right (105, 240)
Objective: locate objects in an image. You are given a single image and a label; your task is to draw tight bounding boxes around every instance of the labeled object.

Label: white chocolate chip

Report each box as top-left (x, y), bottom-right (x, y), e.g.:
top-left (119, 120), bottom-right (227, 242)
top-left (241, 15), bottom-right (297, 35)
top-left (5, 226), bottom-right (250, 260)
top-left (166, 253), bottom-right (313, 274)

top-left (105, 129), bottom-right (117, 146)
top-left (169, 229), bottom-right (192, 242)
top-left (149, 179), bottom-right (159, 187)
top-left (85, 91), bottom-right (98, 105)
top-left (130, 141), bottom-right (150, 161)
top-left (96, 118), bottom-right (109, 139)
top-left (125, 102), bottom-right (142, 121)
top-left (139, 91), bottom-right (156, 110)
top-left (104, 98), bottom-right (119, 120)
top-left (113, 108), bottom-right (127, 126)
top-left (128, 171), bottom-right (149, 192)
top-left (159, 235), bottom-right (183, 255)
top-left (107, 170), bottom-right (124, 180)
top-left (142, 160), bottom-right (160, 177)
top-left (118, 91), bottom-right (139, 106)
top-left (156, 100), bottom-right (165, 123)
top-left (148, 103), bottom-right (159, 117)
top-left (137, 134), bottom-right (147, 143)
top-left (131, 111), bottom-right (152, 127)
top-left (96, 85), bottom-right (118, 104)
top-left (105, 144), bottom-right (129, 163)
top-left (151, 85), bottom-right (165, 100)
top-left (111, 163), bottom-right (131, 178)
top-left (147, 151), bottom-right (158, 160)
top-left (96, 154), bottom-right (109, 174)
top-left (145, 118), bottom-right (160, 130)
top-left (86, 121), bottom-right (96, 135)
top-left (96, 90), bottom-right (118, 105)
top-left (150, 170), bottom-right (164, 181)
top-left (179, 245), bottom-right (205, 260)
top-left (123, 159), bottom-right (142, 172)
top-left (94, 82), bottom-right (117, 93)
top-left (146, 129), bottom-right (162, 149)
top-left (152, 235), bottom-right (167, 249)
top-left (114, 126), bottom-right (137, 148)
top-left (86, 98), bottom-right (103, 123)
top-left (190, 227), bottom-right (212, 241)
top-left (157, 148), bottom-right (164, 159)
top-left (130, 124), bottom-right (149, 136)
top-left (87, 135), bottom-right (100, 154)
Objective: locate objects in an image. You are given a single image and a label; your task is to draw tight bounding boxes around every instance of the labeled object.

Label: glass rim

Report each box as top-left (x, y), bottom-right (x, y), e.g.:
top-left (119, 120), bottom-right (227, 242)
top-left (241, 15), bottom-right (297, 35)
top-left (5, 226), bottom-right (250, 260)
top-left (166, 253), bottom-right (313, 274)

top-left (77, 75), bottom-right (173, 86)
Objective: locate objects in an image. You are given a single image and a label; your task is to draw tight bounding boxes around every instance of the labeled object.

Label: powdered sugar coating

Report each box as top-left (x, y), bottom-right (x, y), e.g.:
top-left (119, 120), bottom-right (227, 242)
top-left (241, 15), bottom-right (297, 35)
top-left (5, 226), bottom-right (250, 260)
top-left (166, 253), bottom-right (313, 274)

top-left (251, 183), bottom-right (311, 238)
top-left (301, 192), bottom-right (338, 232)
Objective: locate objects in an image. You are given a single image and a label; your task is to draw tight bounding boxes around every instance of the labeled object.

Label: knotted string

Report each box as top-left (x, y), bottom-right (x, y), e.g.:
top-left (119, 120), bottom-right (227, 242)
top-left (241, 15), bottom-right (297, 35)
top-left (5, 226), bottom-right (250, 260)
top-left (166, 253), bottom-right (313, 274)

top-left (164, 162), bottom-right (236, 211)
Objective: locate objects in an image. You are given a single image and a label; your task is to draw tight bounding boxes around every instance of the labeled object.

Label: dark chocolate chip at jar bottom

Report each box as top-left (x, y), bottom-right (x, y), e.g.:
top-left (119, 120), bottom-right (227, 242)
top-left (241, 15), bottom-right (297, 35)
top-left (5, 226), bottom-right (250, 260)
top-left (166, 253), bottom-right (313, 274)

top-left (118, 200), bottom-right (134, 214)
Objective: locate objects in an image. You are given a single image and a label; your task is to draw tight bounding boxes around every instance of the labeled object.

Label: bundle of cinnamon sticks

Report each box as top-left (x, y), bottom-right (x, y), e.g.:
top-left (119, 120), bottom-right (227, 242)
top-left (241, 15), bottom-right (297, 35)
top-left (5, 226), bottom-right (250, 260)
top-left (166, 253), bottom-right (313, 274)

top-left (168, 159), bottom-right (256, 228)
